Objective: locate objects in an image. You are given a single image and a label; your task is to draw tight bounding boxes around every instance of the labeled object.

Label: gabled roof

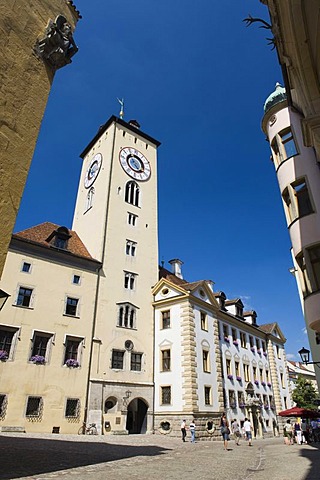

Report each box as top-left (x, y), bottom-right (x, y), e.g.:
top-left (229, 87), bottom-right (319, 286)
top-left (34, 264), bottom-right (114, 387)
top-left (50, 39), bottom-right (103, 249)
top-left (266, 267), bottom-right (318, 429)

top-left (12, 222), bottom-right (93, 260)
top-left (258, 322), bottom-right (286, 342)
top-left (159, 266), bottom-right (187, 286)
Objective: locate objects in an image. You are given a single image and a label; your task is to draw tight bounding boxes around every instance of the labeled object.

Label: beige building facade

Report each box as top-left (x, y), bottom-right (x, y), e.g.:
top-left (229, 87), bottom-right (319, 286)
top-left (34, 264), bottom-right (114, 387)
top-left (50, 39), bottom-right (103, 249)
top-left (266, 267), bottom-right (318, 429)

top-left (0, 1), bottom-right (81, 279)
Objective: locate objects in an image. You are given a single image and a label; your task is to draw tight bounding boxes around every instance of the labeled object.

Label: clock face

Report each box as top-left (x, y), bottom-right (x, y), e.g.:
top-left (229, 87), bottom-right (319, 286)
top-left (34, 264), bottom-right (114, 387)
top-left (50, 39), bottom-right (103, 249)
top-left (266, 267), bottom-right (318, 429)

top-left (119, 147), bottom-right (151, 181)
top-left (84, 153), bottom-right (102, 188)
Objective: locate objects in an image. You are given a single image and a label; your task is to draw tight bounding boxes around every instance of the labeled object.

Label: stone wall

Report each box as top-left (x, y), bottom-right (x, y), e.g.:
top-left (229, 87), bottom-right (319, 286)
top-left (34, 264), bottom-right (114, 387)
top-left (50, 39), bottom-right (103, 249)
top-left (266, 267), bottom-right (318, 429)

top-left (0, 0), bottom-right (81, 278)
top-left (154, 413), bottom-right (222, 441)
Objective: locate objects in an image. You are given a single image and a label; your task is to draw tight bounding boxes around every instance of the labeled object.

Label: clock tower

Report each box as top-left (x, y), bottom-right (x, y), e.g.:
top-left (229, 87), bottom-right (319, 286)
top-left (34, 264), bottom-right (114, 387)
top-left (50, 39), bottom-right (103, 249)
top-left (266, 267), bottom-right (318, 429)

top-left (72, 116), bottom-right (160, 434)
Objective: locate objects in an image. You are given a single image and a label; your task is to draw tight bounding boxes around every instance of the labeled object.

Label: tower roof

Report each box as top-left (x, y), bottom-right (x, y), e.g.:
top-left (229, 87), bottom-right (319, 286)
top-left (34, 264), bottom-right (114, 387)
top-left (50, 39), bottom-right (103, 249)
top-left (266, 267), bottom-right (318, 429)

top-left (263, 83), bottom-right (287, 113)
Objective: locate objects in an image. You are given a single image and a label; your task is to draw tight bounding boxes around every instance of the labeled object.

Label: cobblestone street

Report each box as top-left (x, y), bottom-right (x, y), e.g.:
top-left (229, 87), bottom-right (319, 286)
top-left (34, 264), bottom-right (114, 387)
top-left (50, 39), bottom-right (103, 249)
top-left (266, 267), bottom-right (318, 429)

top-left (1, 433), bottom-right (320, 480)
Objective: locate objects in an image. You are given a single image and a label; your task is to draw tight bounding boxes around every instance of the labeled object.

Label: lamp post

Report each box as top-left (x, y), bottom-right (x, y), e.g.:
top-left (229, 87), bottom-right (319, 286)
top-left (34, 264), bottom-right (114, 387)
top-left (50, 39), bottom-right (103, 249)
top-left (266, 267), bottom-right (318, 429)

top-left (298, 347), bottom-right (320, 366)
top-left (0, 289), bottom-right (10, 311)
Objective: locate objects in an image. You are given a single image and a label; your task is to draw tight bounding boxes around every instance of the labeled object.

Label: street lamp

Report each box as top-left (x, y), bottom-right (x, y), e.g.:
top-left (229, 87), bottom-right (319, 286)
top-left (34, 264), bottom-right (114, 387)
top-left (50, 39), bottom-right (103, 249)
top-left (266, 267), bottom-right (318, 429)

top-left (0, 289), bottom-right (10, 311)
top-left (298, 347), bottom-right (320, 366)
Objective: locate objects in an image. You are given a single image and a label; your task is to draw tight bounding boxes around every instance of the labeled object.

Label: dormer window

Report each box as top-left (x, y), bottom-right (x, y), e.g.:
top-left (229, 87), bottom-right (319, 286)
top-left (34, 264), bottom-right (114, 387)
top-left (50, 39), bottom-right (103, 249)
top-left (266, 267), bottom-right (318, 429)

top-left (46, 226), bottom-right (71, 251)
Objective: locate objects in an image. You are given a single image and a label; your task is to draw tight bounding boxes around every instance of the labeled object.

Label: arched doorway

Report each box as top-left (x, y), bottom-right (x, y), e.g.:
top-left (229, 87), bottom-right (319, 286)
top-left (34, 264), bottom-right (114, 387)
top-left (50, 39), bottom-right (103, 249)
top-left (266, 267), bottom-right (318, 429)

top-left (126, 398), bottom-right (148, 434)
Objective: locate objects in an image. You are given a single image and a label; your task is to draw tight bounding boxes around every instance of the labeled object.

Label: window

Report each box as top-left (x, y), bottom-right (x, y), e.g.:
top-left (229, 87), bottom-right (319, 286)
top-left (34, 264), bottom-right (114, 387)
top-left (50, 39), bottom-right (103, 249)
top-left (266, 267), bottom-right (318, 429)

top-left (128, 212), bottom-right (138, 226)
top-left (22, 262), bottom-right (31, 273)
top-left (235, 361), bottom-right (240, 377)
top-left (249, 336), bottom-right (254, 348)
top-left (64, 337), bottom-right (82, 366)
top-left (161, 349), bottom-right (171, 371)
top-left (112, 350), bottom-right (124, 369)
top-left (203, 350), bottom-right (210, 373)
top-left (228, 390), bottom-right (236, 408)
top-left (240, 332), bottom-right (246, 348)
top-left (0, 326), bottom-right (18, 360)
top-left (126, 240), bottom-right (136, 256)
top-left (124, 272), bottom-right (136, 290)
top-left (160, 386), bottom-right (171, 405)
top-left (72, 275), bottom-right (81, 285)
top-left (231, 328), bottom-right (237, 342)
top-left (262, 341), bottom-right (266, 352)
top-left (131, 352), bottom-right (142, 371)
top-left (244, 364), bottom-right (249, 382)
top-left (280, 372), bottom-right (285, 388)
top-left (238, 391), bottom-right (245, 407)
top-left (16, 286), bottom-right (33, 307)
top-left (276, 345), bottom-right (281, 359)
top-left (30, 332), bottom-right (52, 362)
top-left (118, 303), bottom-right (136, 329)
top-left (204, 386), bottom-right (211, 405)
top-left (0, 394), bottom-right (7, 418)
top-left (65, 398), bottom-right (80, 418)
top-left (266, 370), bottom-right (270, 382)
top-left (236, 305), bottom-right (243, 317)
top-left (226, 358), bottom-right (231, 376)
top-left (65, 297), bottom-right (79, 316)
top-left (253, 366), bottom-right (257, 381)
top-left (26, 396), bottom-right (43, 417)
top-left (85, 187), bottom-right (95, 211)
top-left (256, 339), bottom-right (260, 350)
top-left (316, 332), bottom-right (320, 345)
top-left (200, 311), bottom-right (207, 330)
top-left (282, 178), bottom-right (314, 223)
top-left (284, 396), bottom-right (288, 409)
top-left (259, 368), bottom-right (263, 382)
top-left (271, 127), bottom-right (298, 167)
top-left (161, 310), bottom-right (170, 329)
top-left (223, 325), bottom-right (229, 339)
top-left (125, 181), bottom-right (140, 206)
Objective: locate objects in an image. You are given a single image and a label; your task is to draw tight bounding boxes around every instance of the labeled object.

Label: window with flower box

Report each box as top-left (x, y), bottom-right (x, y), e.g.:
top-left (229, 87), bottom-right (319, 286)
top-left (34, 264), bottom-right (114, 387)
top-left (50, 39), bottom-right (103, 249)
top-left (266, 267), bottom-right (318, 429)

top-left (228, 390), bottom-right (236, 409)
top-left (240, 332), bottom-right (246, 348)
top-left (64, 336), bottom-right (83, 367)
top-left (235, 361), bottom-right (240, 377)
top-left (223, 324), bottom-right (229, 340)
top-left (249, 336), bottom-right (254, 348)
top-left (0, 326), bottom-right (19, 361)
top-left (30, 332), bottom-right (53, 364)
top-left (226, 358), bottom-right (231, 376)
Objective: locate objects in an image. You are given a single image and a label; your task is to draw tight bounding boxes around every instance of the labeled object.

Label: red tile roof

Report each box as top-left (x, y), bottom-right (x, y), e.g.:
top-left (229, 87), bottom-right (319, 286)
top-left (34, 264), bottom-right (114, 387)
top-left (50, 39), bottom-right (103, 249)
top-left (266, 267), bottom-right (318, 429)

top-left (13, 222), bottom-right (93, 259)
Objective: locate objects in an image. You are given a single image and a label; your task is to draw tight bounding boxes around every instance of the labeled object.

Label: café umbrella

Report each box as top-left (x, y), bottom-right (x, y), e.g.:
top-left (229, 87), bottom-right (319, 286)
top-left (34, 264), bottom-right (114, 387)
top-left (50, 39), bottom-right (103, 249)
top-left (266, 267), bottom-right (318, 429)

top-left (278, 406), bottom-right (318, 418)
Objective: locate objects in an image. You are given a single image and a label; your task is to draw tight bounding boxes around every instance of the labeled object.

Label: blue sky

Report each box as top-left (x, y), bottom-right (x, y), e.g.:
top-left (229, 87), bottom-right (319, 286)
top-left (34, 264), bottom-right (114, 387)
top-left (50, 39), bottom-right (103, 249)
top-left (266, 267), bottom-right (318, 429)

top-left (15, 1), bottom-right (307, 359)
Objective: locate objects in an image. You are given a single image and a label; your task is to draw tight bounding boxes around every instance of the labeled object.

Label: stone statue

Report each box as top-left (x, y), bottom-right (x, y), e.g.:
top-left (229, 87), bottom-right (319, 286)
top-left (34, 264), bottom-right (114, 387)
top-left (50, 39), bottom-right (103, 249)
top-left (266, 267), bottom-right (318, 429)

top-left (35, 15), bottom-right (78, 70)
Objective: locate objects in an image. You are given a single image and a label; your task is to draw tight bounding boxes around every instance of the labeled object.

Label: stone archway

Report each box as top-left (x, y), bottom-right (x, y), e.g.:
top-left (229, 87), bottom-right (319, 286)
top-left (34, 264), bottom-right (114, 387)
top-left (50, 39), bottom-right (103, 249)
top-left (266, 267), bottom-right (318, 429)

top-left (126, 398), bottom-right (148, 434)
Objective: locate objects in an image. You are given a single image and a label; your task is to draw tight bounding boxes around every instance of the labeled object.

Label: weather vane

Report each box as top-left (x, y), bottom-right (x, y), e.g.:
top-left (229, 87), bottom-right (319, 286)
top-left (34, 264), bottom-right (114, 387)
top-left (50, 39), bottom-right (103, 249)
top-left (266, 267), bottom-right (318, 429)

top-left (117, 98), bottom-right (124, 119)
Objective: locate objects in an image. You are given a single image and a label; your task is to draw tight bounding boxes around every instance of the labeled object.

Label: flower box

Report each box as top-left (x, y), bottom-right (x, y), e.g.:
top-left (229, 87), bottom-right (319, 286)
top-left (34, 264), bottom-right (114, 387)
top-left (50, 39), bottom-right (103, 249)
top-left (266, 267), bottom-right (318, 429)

top-left (257, 349), bottom-right (262, 355)
top-left (227, 374), bottom-right (233, 380)
top-left (239, 403), bottom-right (245, 409)
top-left (30, 355), bottom-right (45, 364)
top-left (261, 381), bottom-right (266, 387)
top-left (65, 359), bottom-right (80, 368)
top-left (264, 405), bottom-right (269, 410)
top-left (233, 340), bottom-right (239, 346)
top-left (236, 376), bottom-right (242, 382)
top-left (250, 347), bottom-right (255, 353)
top-left (0, 350), bottom-right (8, 361)
top-left (263, 351), bottom-right (268, 357)
top-left (267, 382), bottom-right (272, 387)
top-left (254, 379), bottom-right (259, 385)
top-left (224, 337), bottom-right (230, 343)
top-left (230, 403), bottom-right (236, 409)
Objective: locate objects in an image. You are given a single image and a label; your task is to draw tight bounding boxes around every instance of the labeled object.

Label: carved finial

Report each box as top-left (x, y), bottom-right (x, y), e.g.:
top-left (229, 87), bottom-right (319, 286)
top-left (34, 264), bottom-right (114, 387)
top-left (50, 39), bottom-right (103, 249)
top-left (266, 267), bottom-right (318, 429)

top-left (117, 98), bottom-right (124, 119)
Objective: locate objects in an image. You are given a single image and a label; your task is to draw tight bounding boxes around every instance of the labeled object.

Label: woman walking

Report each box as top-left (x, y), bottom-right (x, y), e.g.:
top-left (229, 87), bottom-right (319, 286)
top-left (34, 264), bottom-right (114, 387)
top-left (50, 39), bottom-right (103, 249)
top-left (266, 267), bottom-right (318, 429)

top-left (220, 412), bottom-right (230, 450)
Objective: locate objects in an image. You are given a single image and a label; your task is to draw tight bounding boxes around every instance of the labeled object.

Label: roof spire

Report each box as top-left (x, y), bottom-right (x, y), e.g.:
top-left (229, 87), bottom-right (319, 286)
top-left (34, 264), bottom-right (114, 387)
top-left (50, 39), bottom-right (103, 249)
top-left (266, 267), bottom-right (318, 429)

top-left (117, 97), bottom-right (124, 119)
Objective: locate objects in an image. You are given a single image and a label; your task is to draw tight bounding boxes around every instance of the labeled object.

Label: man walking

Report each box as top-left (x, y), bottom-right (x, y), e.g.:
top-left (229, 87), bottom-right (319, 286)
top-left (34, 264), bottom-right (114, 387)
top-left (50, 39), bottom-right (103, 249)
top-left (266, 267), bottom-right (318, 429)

top-left (189, 419), bottom-right (196, 443)
top-left (181, 419), bottom-right (187, 442)
top-left (243, 417), bottom-right (253, 446)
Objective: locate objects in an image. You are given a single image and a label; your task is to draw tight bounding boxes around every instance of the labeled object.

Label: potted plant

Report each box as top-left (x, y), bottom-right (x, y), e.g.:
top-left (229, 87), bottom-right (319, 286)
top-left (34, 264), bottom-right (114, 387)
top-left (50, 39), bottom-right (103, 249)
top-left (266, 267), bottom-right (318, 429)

top-left (227, 374), bottom-right (233, 380)
top-left (65, 358), bottom-right (79, 368)
top-left (254, 379), bottom-right (259, 386)
top-left (263, 351), bottom-right (268, 357)
top-left (0, 350), bottom-right (8, 361)
top-left (233, 340), bottom-right (239, 346)
top-left (224, 336), bottom-right (230, 343)
top-left (236, 376), bottom-right (242, 382)
top-left (261, 381), bottom-right (266, 387)
top-left (250, 346), bottom-right (255, 353)
top-left (30, 355), bottom-right (45, 364)
top-left (267, 382), bottom-right (272, 388)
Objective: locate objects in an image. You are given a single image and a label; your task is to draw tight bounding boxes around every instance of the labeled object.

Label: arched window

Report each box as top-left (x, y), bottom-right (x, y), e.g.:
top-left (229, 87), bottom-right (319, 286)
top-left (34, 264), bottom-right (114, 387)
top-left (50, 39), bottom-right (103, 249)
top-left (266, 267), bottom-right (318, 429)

top-left (117, 303), bottom-right (136, 329)
top-left (125, 181), bottom-right (140, 207)
top-left (85, 187), bottom-right (95, 211)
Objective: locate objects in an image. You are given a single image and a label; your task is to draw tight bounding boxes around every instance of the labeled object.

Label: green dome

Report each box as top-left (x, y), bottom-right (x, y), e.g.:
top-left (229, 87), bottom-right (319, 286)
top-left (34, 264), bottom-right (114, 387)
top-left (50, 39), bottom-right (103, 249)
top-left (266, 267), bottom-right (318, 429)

top-left (263, 83), bottom-right (287, 113)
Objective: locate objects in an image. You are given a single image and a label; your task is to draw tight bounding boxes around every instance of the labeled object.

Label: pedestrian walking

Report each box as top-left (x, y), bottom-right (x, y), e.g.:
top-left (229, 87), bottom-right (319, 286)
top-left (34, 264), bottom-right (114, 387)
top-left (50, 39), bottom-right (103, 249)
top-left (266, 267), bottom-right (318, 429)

top-left (293, 420), bottom-right (302, 445)
top-left (220, 412), bottom-right (230, 450)
top-left (189, 419), bottom-right (196, 443)
top-left (231, 418), bottom-right (241, 445)
top-left (283, 420), bottom-right (293, 445)
top-left (243, 417), bottom-right (253, 446)
top-left (181, 419), bottom-right (187, 442)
